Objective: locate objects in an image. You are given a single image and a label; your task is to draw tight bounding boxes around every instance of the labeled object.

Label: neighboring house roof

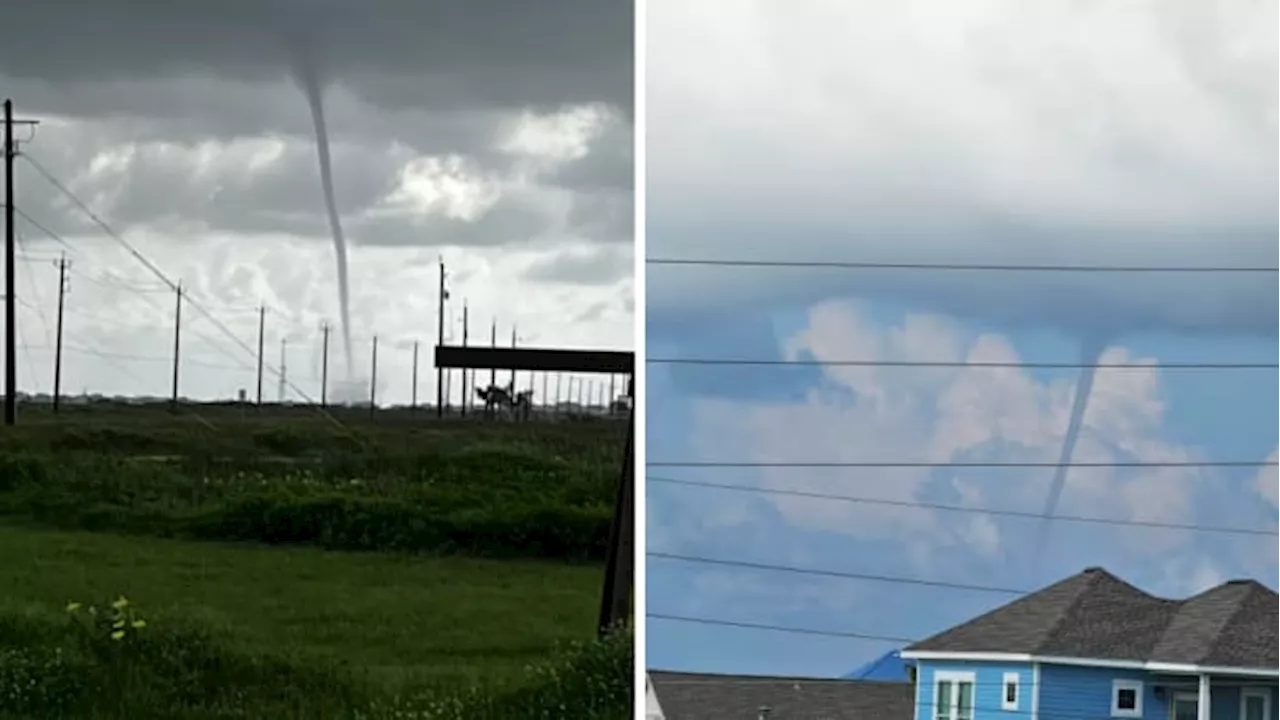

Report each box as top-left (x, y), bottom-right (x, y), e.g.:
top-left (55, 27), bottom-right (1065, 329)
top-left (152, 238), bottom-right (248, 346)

top-left (648, 670), bottom-right (912, 720)
top-left (646, 673), bottom-right (666, 719)
top-left (905, 567), bottom-right (1278, 670)
top-left (843, 650), bottom-right (914, 682)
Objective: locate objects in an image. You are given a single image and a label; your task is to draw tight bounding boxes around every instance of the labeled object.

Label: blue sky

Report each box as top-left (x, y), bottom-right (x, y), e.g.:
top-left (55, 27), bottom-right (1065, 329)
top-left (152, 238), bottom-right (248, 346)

top-left (644, 0), bottom-right (1277, 680)
top-left (645, 303), bottom-right (1277, 678)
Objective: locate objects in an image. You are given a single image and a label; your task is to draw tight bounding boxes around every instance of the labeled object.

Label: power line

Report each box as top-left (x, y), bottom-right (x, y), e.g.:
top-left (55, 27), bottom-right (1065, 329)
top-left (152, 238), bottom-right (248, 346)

top-left (20, 154), bottom-right (349, 429)
top-left (648, 614), bottom-right (914, 643)
top-left (647, 257), bottom-right (1280, 273)
top-left (59, 273), bottom-right (255, 374)
top-left (10, 205), bottom-right (77, 256)
top-left (71, 269), bottom-right (169, 294)
top-left (646, 476), bottom-right (1279, 537)
top-left (21, 342), bottom-right (251, 373)
top-left (648, 552), bottom-right (1028, 595)
top-left (648, 459), bottom-right (1277, 469)
top-left (14, 228), bottom-right (53, 348)
top-left (648, 357), bottom-right (1277, 370)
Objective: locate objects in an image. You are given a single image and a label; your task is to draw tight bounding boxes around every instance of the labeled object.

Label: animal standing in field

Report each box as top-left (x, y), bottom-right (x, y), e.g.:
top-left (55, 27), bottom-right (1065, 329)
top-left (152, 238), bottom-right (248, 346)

top-left (476, 383), bottom-right (512, 418)
top-left (475, 383), bottom-right (535, 421)
top-left (512, 390), bottom-right (534, 422)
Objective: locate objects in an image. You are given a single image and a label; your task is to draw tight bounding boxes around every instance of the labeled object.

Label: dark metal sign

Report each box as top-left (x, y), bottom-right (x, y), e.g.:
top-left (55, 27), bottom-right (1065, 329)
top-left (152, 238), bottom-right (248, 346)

top-left (434, 345), bottom-right (634, 375)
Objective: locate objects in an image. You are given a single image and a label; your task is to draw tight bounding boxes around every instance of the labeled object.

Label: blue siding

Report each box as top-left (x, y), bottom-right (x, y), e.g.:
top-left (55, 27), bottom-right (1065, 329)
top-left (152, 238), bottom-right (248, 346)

top-left (915, 661), bottom-right (1034, 720)
top-left (1038, 665), bottom-right (1278, 720)
top-left (1039, 664), bottom-right (1160, 720)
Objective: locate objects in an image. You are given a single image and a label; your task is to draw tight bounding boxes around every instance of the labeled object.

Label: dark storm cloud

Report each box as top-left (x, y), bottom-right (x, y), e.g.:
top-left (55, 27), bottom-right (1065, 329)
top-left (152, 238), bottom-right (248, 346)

top-left (1, 0), bottom-right (634, 256)
top-left (0, 74), bottom-right (503, 155)
top-left (1, 0), bottom-right (633, 116)
top-left (9, 113), bottom-right (623, 250)
top-left (523, 245), bottom-right (632, 286)
top-left (545, 110), bottom-right (635, 194)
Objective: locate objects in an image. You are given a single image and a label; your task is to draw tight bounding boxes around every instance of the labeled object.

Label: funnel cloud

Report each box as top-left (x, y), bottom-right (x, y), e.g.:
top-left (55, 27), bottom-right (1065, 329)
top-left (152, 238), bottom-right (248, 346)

top-left (290, 47), bottom-right (356, 379)
top-left (1027, 335), bottom-right (1109, 578)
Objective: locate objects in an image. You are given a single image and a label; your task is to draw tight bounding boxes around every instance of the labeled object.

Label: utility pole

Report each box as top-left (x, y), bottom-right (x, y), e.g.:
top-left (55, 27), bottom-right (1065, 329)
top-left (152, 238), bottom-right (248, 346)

top-left (170, 281), bottom-right (182, 412)
top-left (510, 324), bottom-right (519, 393)
top-left (3, 101), bottom-right (37, 426)
top-left (255, 305), bottom-right (266, 405)
top-left (320, 324), bottom-right (329, 408)
top-left (278, 338), bottom-right (287, 404)
top-left (410, 340), bottom-right (419, 412)
top-left (489, 319), bottom-right (497, 389)
top-left (52, 255), bottom-right (68, 414)
top-left (369, 335), bottom-right (378, 418)
top-left (435, 258), bottom-right (447, 418)
top-left (460, 302), bottom-right (469, 417)
top-left (4, 100), bottom-right (15, 425)
top-left (443, 335), bottom-right (452, 412)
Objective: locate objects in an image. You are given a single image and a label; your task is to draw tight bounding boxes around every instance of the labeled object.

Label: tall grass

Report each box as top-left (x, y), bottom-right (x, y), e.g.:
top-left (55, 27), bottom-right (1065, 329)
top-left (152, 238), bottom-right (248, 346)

top-left (0, 418), bottom-right (625, 562)
top-left (0, 600), bottom-right (631, 720)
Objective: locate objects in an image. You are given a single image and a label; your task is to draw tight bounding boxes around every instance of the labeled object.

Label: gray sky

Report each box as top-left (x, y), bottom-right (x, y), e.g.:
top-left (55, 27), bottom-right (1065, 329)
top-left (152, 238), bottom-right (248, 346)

top-left (2, 0), bottom-right (634, 405)
top-left (646, 0), bottom-right (1276, 340)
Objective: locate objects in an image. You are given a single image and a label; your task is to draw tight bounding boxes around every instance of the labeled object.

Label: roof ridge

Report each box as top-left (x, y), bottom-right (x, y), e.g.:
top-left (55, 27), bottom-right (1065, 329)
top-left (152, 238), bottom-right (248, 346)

top-left (1198, 581), bottom-right (1269, 663)
top-left (904, 567), bottom-right (1101, 652)
top-left (1036, 567), bottom-right (1105, 651)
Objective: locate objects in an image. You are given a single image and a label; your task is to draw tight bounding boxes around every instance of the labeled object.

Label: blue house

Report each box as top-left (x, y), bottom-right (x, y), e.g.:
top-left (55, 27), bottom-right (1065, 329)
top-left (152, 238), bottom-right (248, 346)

top-left (900, 567), bottom-right (1277, 720)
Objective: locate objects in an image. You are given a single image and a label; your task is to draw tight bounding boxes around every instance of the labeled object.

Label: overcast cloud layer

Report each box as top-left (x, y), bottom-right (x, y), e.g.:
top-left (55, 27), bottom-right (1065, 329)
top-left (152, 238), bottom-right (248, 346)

top-left (2, 0), bottom-right (634, 402)
top-left (646, 0), bottom-right (1277, 341)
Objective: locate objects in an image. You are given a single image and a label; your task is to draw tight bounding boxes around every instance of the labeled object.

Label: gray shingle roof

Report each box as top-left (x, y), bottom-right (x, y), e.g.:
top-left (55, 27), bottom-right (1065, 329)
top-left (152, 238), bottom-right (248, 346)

top-left (648, 671), bottom-right (913, 720)
top-left (905, 568), bottom-right (1278, 670)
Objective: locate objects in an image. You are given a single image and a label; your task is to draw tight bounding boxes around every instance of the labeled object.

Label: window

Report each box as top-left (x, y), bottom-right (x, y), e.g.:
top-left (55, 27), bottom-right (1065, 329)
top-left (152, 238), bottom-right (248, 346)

top-left (1241, 689), bottom-right (1271, 720)
top-left (933, 672), bottom-right (976, 720)
top-left (1111, 679), bottom-right (1143, 719)
top-left (1002, 672), bottom-right (1020, 711)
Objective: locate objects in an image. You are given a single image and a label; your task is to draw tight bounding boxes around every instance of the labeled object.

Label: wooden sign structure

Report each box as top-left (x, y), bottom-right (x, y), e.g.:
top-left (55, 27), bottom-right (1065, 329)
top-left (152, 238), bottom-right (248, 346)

top-left (434, 344), bottom-right (634, 637)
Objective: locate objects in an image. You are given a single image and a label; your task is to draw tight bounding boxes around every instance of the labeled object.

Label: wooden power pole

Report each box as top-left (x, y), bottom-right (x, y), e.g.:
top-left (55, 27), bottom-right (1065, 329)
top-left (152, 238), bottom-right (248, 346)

top-left (52, 254), bottom-right (68, 414)
top-left (460, 302), bottom-right (469, 416)
top-left (368, 335), bottom-right (378, 418)
top-left (320, 324), bottom-right (329, 408)
top-left (170, 282), bottom-right (182, 412)
top-left (435, 258), bottom-right (447, 418)
top-left (255, 305), bottom-right (266, 405)
top-left (410, 340), bottom-right (419, 412)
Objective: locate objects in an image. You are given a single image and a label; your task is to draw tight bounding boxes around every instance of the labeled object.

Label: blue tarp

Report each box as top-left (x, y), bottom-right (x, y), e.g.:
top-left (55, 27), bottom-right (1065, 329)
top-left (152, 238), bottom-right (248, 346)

top-left (842, 649), bottom-right (913, 681)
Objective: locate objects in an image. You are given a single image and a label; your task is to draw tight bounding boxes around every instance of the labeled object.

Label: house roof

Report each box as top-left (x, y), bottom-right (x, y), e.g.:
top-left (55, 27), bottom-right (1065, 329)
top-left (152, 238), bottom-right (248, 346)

top-left (905, 568), bottom-right (1278, 670)
top-left (842, 650), bottom-right (915, 682)
top-left (648, 670), bottom-right (913, 720)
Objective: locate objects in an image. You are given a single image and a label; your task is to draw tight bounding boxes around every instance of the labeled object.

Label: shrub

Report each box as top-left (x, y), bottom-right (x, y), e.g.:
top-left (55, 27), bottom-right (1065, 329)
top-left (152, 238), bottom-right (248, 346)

top-left (355, 628), bottom-right (633, 720)
top-left (0, 435), bottom-right (618, 563)
top-left (0, 597), bottom-right (365, 719)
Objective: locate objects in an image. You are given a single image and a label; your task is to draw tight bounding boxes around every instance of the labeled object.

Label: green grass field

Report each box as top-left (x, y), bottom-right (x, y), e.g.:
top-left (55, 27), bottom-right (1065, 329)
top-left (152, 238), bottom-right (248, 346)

top-left (0, 402), bottom-right (632, 718)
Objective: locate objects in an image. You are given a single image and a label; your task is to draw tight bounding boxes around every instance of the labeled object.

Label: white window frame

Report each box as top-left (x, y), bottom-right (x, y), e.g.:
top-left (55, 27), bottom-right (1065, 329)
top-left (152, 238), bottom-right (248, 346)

top-left (933, 671), bottom-right (976, 720)
top-left (1240, 688), bottom-right (1272, 720)
top-left (1111, 679), bottom-right (1144, 719)
top-left (1002, 672), bottom-right (1020, 711)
